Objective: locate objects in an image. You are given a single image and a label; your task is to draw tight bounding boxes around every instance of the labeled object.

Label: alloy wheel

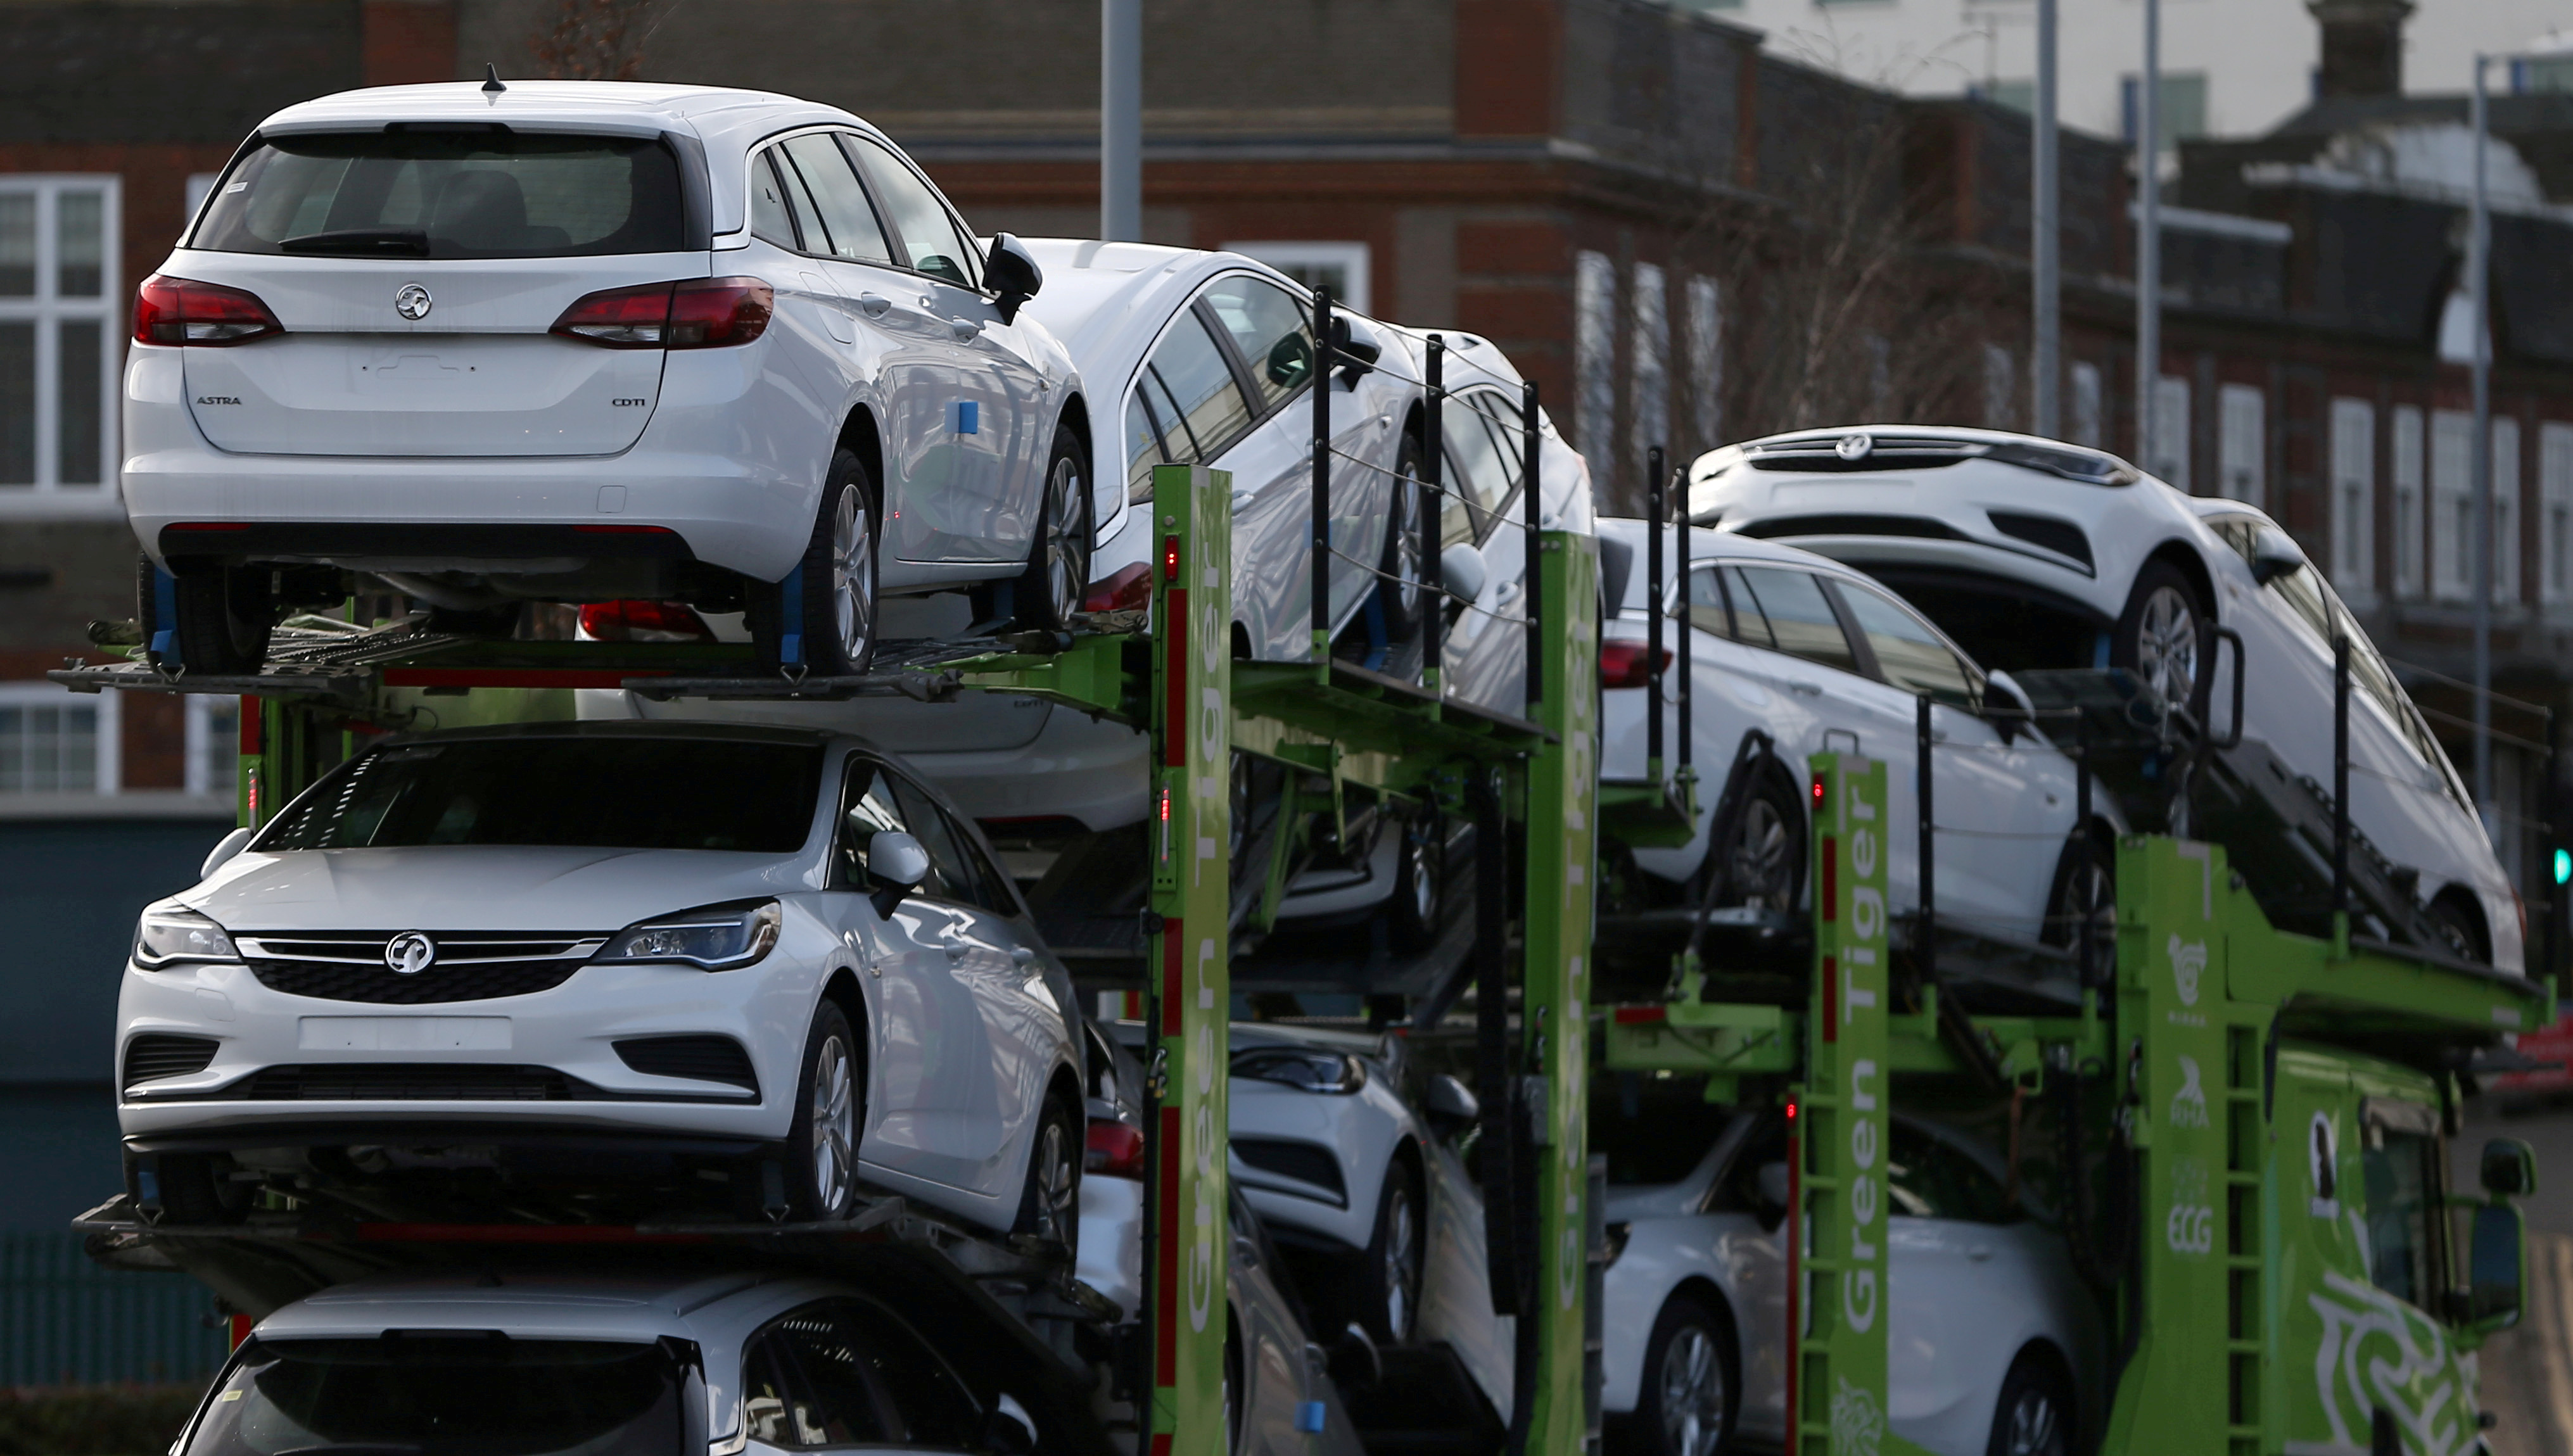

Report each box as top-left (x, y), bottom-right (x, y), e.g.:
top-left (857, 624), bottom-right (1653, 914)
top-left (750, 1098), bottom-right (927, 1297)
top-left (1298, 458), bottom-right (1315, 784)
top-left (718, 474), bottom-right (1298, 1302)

top-left (1392, 477), bottom-right (1425, 617)
top-left (1657, 1325), bottom-right (1727, 1456)
top-left (1045, 455), bottom-right (1087, 623)
top-left (1031, 1116), bottom-right (1077, 1243)
top-left (810, 1032), bottom-right (856, 1213)
top-left (1998, 1385), bottom-right (2062, 1456)
top-left (2133, 585), bottom-right (2199, 707)
top-left (831, 488), bottom-right (876, 667)
top-left (1729, 799), bottom-right (1793, 909)
top-left (1382, 1184), bottom-right (1419, 1343)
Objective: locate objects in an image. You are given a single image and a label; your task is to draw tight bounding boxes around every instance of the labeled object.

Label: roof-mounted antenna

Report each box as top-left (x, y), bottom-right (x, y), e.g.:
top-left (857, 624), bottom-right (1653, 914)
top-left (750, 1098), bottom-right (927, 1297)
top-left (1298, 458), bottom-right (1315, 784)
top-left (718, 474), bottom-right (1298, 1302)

top-left (481, 64), bottom-right (507, 95)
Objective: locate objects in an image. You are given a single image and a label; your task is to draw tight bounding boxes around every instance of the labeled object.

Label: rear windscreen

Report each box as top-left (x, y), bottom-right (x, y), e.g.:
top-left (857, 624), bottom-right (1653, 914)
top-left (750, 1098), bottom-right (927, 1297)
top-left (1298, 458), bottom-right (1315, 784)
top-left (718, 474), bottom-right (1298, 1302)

top-left (192, 130), bottom-right (687, 259)
top-left (253, 738), bottom-right (822, 853)
top-left (185, 1337), bottom-right (682, 1456)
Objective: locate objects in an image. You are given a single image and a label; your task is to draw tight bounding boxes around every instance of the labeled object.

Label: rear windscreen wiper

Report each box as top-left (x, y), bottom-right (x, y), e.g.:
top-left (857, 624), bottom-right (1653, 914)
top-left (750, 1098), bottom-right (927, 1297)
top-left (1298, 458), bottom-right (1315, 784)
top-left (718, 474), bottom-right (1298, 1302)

top-left (281, 228), bottom-right (429, 256)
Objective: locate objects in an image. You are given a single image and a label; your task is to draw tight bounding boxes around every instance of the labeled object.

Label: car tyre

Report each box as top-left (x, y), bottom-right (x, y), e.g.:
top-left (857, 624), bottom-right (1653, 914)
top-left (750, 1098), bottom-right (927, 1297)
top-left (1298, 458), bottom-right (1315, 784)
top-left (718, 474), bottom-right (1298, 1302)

top-left (1013, 1095), bottom-right (1082, 1249)
top-left (787, 1001), bottom-right (863, 1221)
top-left (170, 563), bottom-right (274, 674)
top-left (1354, 1155), bottom-right (1424, 1346)
top-left (1389, 810), bottom-right (1445, 952)
top-left (760, 448), bottom-right (879, 676)
top-left (2425, 891), bottom-right (2490, 965)
top-left (1710, 769), bottom-right (1805, 913)
top-left (1985, 1350), bottom-right (2073, 1456)
top-left (2111, 560), bottom-right (2206, 712)
top-left (1618, 1291), bottom-right (1740, 1456)
top-left (2043, 824), bottom-right (2117, 954)
top-left (1012, 424), bottom-right (1092, 632)
top-left (1376, 430), bottom-right (1429, 644)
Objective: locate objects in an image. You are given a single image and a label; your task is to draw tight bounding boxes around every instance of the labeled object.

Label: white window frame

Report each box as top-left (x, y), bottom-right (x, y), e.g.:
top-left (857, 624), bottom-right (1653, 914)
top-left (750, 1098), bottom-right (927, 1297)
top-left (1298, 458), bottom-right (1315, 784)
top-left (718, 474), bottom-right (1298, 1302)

top-left (2494, 415), bottom-right (2522, 606)
top-left (2392, 405), bottom-right (2425, 598)
top-left (1628, 261), bottom-right (1668, 474)
top-left (0, 679), bottom-right (118, 799)
top-left (1221, 241), bottom-right (1370, 315)
top-left (184, 693), bottom-right (241, 801)
top-left (2432, 408), bottom-right (2475, 602)
top-left (2069, 362), bottom-right (2103, 448)
top-left (0, 175), bottom-right (123, 516)
top-left (2329, 397), bottom-right (2374, 597)
top-left (1573, 250), bottom-right (1617, 495)
top-left (2218, 383), bottom-right (2265, 508)
top-left (2153, 376), bottom-right (2192, 490)
top-left (2541, 421), bottom-right (2573, 606)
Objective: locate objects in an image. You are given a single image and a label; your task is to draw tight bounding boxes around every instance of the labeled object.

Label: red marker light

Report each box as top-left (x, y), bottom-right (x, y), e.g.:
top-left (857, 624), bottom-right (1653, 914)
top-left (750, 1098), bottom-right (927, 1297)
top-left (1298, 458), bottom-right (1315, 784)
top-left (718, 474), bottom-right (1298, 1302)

top-left (1162, 536), bottom-right (1181, 582)
top-left (1812, 777), bottom-right (1826, 808)
top-left (1784, 1099), bottom-right (1798, 1120)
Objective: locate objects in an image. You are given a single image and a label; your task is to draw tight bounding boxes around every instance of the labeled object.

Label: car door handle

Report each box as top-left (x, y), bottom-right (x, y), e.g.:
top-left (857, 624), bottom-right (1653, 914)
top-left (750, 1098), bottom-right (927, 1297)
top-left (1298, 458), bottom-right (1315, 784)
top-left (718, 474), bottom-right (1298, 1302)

top-left (1009, 944), bottom-right (1036, 966)
top-left (855, 293), bottom-right (892, 319)
top-left (1230, 489), bottom-right (1259, 510)
top-left (949, 317), bottom-right (983, 341)
top-left (1496, 582), bottom-right (1522, 605)
top-left (1786, 679), bottom-right (1824, 697)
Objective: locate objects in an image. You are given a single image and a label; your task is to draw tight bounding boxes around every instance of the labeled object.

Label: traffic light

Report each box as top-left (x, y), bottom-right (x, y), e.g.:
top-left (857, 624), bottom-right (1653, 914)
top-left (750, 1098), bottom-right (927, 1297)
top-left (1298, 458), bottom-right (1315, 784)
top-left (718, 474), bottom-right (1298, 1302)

top-left (2556, 848), bottom-right (2570, 887)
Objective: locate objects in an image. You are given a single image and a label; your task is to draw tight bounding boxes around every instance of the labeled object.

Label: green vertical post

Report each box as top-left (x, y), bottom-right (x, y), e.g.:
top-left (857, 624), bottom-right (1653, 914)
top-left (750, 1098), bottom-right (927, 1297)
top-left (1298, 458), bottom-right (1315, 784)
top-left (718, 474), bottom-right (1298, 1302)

top-left (1788, 753), bottom-right (1898, 1456)
top-left (1523, 530), bottom-right (1600, 1452)
top-left (1146, 462), bottom-right (1230, 1456)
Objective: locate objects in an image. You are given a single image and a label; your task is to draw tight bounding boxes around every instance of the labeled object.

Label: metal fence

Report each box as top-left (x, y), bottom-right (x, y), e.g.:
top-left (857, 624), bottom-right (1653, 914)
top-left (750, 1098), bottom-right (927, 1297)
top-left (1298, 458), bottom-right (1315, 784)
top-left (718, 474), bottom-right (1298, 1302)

top-left (0, 1234), bottom-right (223, 1387)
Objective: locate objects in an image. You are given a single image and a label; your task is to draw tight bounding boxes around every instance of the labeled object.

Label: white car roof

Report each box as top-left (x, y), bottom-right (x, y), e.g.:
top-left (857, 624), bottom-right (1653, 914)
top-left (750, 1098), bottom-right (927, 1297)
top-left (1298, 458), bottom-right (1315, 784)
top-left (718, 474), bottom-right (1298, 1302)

top-left (247, 82), bottom-right (905, 242)
top-left (1594, 516), bottom-right (1890, 612)
top-left (251, 1268), bottom-right (822, 1342)
top-left (1014, 241), bottom-right (1305, 402)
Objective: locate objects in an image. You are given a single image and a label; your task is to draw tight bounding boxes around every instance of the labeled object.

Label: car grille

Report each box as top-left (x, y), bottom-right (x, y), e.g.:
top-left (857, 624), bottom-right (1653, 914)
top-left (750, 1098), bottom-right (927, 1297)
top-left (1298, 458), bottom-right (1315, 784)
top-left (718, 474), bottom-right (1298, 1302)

top-left (1734, 513), bottom-right (1970, 543)
top-left (615, 1035), bottom-right (758, 1094)
top-left (1743, 434), bottom-right (1990, 472)
top-left (1231, 1137), bottom-right (1348, 1205)
top-left (234, 931), bottom-right (610, 1004)
top-left (123, 1034), bottom-right (219, 1090)
top-left (239, 1063), bottom-right (592, 1101)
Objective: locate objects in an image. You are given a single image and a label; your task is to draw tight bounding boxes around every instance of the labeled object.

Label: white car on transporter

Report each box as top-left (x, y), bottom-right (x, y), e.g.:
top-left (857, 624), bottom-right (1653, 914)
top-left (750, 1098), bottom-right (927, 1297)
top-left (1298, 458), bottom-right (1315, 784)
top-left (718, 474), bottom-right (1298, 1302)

top-left (114, 721), bottom-right (1086, 1239)
top-left (1598, 520), bottom-right (2117, 955)
top-left (1689, 426), bottom-right (2522, 972)
top-left (126, 80), bottom-right (1093, 676)
top-left (1595, 1093), bottom-right (2101, 1456)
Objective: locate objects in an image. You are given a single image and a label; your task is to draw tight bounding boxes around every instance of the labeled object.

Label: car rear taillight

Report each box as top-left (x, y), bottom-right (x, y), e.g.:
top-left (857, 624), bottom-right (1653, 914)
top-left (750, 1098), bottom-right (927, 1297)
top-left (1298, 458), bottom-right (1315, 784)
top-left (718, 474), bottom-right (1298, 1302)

top-left (551, 277), bottom-right (773, 350)
top-left (578, 600), bottom-right (715, 643)
top-left (1598, 639), bottom-right (1672, 690)
top-left (134, 274), bottom-right (283, 346)
top-left (1086, 1119), bottom-right (1146, 1179)
top-left (1082, 562), bottom-right (1153, 614)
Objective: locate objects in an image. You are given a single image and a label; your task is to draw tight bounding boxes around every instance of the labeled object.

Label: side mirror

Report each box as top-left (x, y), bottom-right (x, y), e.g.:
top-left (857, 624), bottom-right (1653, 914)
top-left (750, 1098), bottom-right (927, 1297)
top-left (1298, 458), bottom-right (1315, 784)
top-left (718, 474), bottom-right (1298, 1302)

top-left (867, 830), bottom-right (930, 915)
top-left (982, 1393), bottom-right (1038, 1456)
top-left (1754, 1160), bottom-right (1790, 1213)
top-left (200, 825), bottom-right (257, 881)
top-left (1425, 1073), bottom-right (1480, 1136)
top-left (2249, 525), bottom-right (2306, 585)
top-left (2468, 1201), bottom-right (2526, 1330)
top-left (1330, 313), bottom-right (1383, 386)
top-left (1439, 542), bottom-right (1489, 609)
top-left (983, 233), bottom-right (1043, 324)
top-left (2482, 1136), bottom-right (2538, 1198)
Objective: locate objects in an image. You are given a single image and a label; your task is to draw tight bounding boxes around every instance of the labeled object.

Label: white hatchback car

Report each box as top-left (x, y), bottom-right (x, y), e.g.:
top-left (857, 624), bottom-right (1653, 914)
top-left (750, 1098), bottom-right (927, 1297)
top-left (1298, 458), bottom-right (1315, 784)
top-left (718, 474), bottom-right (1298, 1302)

top-left (1597, 1092), bottom-right (2100, 1456)
top-left (116, 721), bottom-right (1083, 1237)
top-left (169, 1269), bottom-right (1082, 1456)
top-left (128, 80), bottom-right (1090, 675)
top-left (1599, 521), bottom-right (2112, 955)
top-left (1690, 426), bottom-right (2520, 972)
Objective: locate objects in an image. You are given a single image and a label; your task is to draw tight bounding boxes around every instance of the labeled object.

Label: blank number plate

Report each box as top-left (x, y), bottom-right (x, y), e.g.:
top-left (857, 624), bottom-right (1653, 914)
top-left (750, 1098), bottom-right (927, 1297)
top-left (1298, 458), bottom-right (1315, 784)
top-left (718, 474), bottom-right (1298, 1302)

top-left (297, 1017), bottom-right (512, 1051)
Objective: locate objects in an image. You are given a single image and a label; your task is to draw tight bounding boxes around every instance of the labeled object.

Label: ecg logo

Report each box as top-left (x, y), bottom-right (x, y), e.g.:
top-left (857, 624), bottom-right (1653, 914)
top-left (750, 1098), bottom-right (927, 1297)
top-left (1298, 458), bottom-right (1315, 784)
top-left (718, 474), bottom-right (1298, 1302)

top-left (2168, 934), bottom-right (2207, 1006)
top-left (2165, 1157), bottom-right (2214, 1256)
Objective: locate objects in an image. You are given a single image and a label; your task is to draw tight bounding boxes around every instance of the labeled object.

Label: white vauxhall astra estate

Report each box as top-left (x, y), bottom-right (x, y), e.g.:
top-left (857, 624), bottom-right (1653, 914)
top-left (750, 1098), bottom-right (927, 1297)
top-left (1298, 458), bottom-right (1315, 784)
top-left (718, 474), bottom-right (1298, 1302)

top-left (115, 721), bottom-right (1084, 1238)
top-left (126, 81), bottom-right (1091, 676)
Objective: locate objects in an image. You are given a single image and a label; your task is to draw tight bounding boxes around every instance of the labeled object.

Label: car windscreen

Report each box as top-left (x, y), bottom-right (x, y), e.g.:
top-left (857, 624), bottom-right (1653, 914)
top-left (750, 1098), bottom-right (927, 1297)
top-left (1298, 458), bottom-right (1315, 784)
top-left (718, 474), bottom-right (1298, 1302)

top-left (183, 1336), bottom-right (683, 1456)
top-left (191, 130), bottom-right (687, 259)
top-left (1594, 1073), bottom-right (1736, 1185)
top-left (253, 738), bottom-right (822, 852)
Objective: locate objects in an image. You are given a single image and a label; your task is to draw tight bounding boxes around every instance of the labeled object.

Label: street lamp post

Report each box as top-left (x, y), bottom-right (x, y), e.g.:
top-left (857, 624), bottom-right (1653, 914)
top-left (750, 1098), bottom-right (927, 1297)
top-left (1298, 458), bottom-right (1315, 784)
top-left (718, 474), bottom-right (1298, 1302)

top-left (2033, 0), bottom-right (2060, 439)
top-left (2137, 0), bottom-right (2160, 469)
top-left (2471, 53), bottom-right (2493, 836)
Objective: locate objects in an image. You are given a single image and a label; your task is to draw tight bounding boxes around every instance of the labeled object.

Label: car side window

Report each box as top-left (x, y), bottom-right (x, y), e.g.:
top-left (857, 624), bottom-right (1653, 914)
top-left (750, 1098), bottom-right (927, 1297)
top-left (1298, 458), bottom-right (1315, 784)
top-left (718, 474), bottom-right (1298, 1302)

top-left (836, 757), bottom-right (910, 889)
top-left (769, 148), bottom-right (831, 257)
top-left (777, 134), bottom-right (891, 265)
top-left (1199, 276), bottom-right (1314, 414)
top-left (1684, 564), bottom-right (1731, 638)
top-left (844, 136), bottom-right (979, 289)
top-left (886, 773), bottom-right (973, 904)
top-left (1125, 391), bottom-right (1169, 503)
top-left (1728, 567), bottom-right (1861, 676)
top-left (749, 151), bottom-right (800, 251)
top-left (1442, 398), bottom-right (1515, 542)
top-left (1138, 315), bottom-right (1252, 465)
top-left (741, 1299), bottom-right (981, 1450)
top-left (933, 803), bottom-right (1017, 916)
top-left (1832, 580), bottom-right (1981, 709)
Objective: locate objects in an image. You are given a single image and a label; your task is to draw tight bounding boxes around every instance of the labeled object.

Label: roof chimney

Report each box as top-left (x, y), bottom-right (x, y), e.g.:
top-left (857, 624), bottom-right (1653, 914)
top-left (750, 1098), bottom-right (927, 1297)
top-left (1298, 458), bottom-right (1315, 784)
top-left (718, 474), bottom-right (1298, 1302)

top-left (2308, 0), bottom-right (2413, 99)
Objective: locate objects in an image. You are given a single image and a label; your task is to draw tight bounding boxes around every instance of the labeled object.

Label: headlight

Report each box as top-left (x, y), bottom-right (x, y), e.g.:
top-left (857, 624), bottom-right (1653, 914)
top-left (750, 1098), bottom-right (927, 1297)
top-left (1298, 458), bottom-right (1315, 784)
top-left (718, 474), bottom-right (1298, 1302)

top-left (595, 901), bottom-right (781, 970)
top-left (133, 904), bottom-right (238, 969)
top-left (1230, 1046), bottom-right (1365, 1094)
